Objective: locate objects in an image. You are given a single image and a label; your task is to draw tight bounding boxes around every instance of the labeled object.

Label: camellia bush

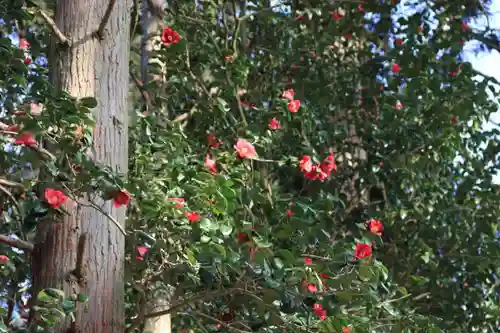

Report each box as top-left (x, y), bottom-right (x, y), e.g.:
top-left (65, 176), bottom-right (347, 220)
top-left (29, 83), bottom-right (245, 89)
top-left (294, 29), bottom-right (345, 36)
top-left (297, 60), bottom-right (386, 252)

top-left (0, 0), bottom-right (499, 333)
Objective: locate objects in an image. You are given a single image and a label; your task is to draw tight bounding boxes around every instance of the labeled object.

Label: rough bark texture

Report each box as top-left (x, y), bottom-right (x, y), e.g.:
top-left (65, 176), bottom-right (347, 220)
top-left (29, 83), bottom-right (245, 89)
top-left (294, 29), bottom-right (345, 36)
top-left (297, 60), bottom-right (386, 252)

top-left (143, 296), bottom-right (171, 333)
top-left (32, 0), bottom-right (131, 333)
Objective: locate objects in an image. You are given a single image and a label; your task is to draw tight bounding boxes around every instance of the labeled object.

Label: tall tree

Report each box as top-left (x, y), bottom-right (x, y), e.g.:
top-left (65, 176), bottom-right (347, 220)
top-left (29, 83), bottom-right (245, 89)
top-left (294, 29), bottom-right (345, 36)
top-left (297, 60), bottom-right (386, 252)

top-left (30, 0), bottom-right (131, 333)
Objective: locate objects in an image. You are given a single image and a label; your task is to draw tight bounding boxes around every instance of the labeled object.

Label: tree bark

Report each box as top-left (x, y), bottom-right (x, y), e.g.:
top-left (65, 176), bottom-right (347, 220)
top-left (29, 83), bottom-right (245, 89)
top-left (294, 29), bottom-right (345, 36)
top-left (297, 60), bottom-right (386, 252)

top-left (143, 296), bottom-right (171, 333)
top-left (31, 0), bottom-right (131, 333)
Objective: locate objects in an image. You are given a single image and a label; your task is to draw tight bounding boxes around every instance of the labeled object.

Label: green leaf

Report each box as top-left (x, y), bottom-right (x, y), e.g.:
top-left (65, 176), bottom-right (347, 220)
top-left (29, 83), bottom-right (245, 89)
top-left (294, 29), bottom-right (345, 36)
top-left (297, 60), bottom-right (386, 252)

top-left (200, 218), bottom-right (219, 232)
top-left (262, 289), bottom-right (280, 304)
top-left (38, 290), bottom-right (55, 302)
top-left (220, 224), bottom-right (233, 236)
top-left (358, 265), bottom-right (374, 282)
top-left (211, 243), bottom-right (226, 258)
top-left (335, 291), bottom-right (355, 301)
top-left (62, 300), bottom-right (76, 312)
top-left (79, 97), bottom-right (98, 108)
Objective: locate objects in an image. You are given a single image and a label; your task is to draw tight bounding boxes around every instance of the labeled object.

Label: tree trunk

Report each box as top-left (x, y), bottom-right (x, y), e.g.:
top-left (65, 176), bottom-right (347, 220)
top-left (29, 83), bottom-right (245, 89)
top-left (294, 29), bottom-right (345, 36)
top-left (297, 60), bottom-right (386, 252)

top-left (143, 296), bottom-right (171, 333)
top-left (31, 0), bottom-right (131, 333)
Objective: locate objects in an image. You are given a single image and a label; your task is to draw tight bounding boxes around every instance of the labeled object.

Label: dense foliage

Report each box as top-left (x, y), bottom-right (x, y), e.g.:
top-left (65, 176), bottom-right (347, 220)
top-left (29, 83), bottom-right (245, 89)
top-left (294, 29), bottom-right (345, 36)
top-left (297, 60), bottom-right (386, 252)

top-left (0, 0), bottom-right (499, 333)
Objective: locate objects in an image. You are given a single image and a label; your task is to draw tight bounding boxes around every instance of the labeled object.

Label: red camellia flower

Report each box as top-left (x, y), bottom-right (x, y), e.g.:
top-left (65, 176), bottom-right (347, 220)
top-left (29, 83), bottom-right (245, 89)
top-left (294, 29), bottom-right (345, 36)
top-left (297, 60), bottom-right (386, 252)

top-left (451, 114), bottom-right (457, 125)
top-left (299, 155), bottom-right (313, 173)
top-left (19, 38), bottom-right (30, 49)
top-left (307, 283), bottom-right (317, 293)
top-left (286, 209), bottom-right (293, 217)
top-left (299, 153), bottom-right (336, 182)
top-left (461, 21), bottom-right (470, 32)
top-left (208, 132), bottom-right (222, 148)
top-left (287, 99), bottom-right (301, 113)
top-left (24, 58), bottom-right (32, 65)
top-left (354, 243), bottom-right (372, 259)
top-left (161, 27), bottom-right (181, 47)
top-left (366, 219), bottom-right (384, 236)
top-left (313, 304), bottom-right (327, 320)
top-left (14, 132), bottom-right (37, 147)
top-left (234, 139), bottom-right (257, 159)
top-left (113, 190), bottom-right (131, 208)
top-left (185, 212), bottom-right (201, 224)
top-left (358, 4), bottom-right (364, 11)
top-left (169, 197), bottom-right (185, 209)
top-left (237, 232), bottom-right (250, 244)
top-left (136, 246), bottom-right (149, 260)
top-left (0, 255), bottom-right (9, 264)
top-left (205, 154), bottom-right (217, 173)
top-left (343, 326), bottom-right (352, 333)
top-left (45, 188), bottom-right (68, 209)
top-left (395, 101), bottom-right (404, 110)
top-left (394, 38), bottom-right (404, 46)
top-left (450, 71), bottom-right (457, 77)
top-left (331, 11), bottom-right (342, 21)
top-left (304, 257), bottom-right (312, 265)
top-left (320, 153), bottom-right (337, 174)
top-left (392, 63), bottom-right (401, 73)
top-left (281, 89), bottom-right (295, 101)
top-left (304, 165), bottom-right (328, 181)
top-left (269, 118), bottom-right (281, 130)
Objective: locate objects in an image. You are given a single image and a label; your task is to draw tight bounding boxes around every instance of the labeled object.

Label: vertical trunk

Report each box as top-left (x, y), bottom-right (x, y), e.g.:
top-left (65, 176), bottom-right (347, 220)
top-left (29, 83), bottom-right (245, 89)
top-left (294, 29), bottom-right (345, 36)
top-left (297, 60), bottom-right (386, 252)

top-left (143, 295), bottom-right (171, 333)
top-left (32, 1), bottom-right (131, 333)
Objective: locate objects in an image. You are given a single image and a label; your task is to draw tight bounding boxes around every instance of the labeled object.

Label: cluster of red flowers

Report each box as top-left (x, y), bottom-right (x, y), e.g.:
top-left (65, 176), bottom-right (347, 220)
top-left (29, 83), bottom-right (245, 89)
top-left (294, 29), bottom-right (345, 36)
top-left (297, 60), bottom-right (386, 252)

top-left (298, 154), bottom-right (337, 181)
top-left (313, 303), bottom-right (327, 320)
top-left (281, 89), bottom-right (301, 113)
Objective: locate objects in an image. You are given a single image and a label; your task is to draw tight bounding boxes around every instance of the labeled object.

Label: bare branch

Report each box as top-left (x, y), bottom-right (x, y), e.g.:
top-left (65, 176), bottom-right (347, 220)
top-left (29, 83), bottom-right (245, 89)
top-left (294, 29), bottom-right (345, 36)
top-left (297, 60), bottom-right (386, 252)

top-left (94, 0), bottom-right (117, 40)
top-left (0, 235), bottom-right (34, 252)
top-left (144, 288), bottom-right (241, 319)
top-left (0, 178), bottom-right (24, 189)
top-left (0, 184), bottom-right (21, 216)
top-left (39, 10), bottom-right (70, 46)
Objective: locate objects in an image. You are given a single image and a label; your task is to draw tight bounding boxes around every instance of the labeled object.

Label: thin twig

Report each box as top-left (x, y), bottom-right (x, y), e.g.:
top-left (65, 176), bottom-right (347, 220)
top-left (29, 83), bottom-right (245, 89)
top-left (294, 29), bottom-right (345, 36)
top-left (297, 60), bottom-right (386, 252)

top-left (61, 185), bottom-right (127, 236)
top-left (95, 0), bottom-right (117, 40)
top-left (172, 105), bottom-right (198, 123)
top-left (0, 178), bottom-right (24, 189)
top-left (0, 235), bottom-right (34, 252)
top-left (130, 70), bottom-right (152, 110)
top-left (0, 184), bottom-right (21, 217)
top-left (39, 10), bottom-right (69, 46)
top-left (85, 198), bottom-right (127, 236)
top-left (145, 287), bottom-right (247, 319)
top-left (190, 311), bottom-right (252, 333)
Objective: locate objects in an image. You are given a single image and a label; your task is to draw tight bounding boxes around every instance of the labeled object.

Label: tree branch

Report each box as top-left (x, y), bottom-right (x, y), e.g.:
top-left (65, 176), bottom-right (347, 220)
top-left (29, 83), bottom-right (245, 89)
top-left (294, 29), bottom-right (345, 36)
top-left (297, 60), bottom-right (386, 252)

top-left (0, 235), bottom-right (34, 252)
top-left (144, 288), bottom-right (243, 319)
top-left (39, 10), bottom-right (70, 46)
top-left (0, 178), bottom-right (24, 189)
top-left (94, 0), bottom-right (117, 40)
